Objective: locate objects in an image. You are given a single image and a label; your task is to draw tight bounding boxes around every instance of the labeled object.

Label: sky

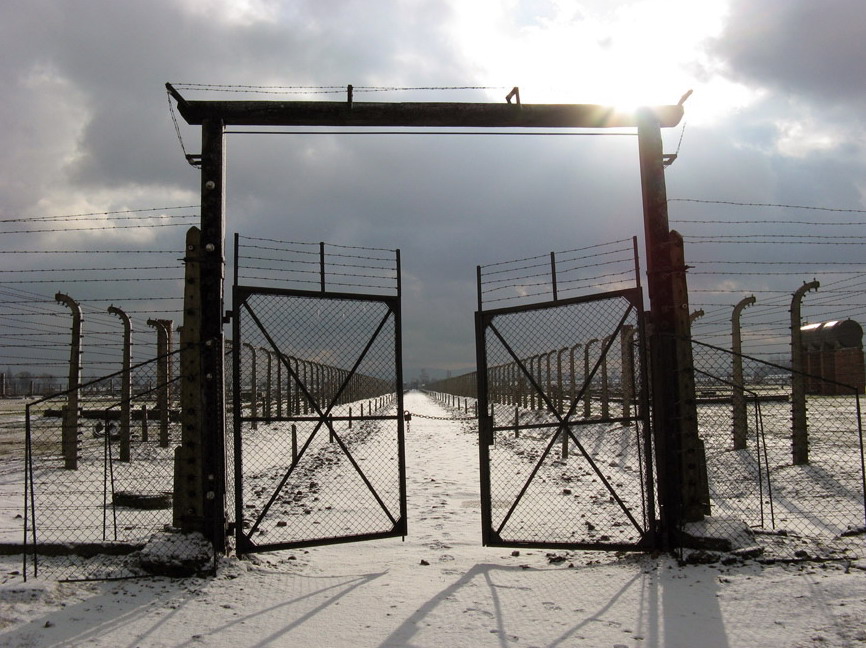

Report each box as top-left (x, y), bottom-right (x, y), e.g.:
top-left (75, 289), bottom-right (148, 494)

top-left (1, 0), bottom-right (866, 382)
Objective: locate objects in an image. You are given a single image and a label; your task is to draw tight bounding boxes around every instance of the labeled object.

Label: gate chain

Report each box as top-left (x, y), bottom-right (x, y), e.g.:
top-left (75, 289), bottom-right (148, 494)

top-left (403, 412), bottom-right (477, 421)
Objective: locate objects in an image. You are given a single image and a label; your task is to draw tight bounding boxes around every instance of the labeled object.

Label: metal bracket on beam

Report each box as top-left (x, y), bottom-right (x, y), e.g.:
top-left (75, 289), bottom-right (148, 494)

top-left (166, 82), bottom-right (190, 111)
top-left (505, 87), bottom-right (521, 106)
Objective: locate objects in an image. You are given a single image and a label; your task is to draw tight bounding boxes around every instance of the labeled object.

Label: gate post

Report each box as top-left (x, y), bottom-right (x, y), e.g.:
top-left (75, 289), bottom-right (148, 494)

top-left (174, 117), bottom-right (227, 550)
top-left (638, 110), bottom-right (709, 543)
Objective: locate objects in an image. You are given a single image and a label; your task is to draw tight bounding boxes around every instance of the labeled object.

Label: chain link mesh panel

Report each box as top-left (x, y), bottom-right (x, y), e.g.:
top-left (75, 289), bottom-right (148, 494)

top-left (479, 289), bottom-right (654, 548)
top-left (233, 289), bottom-right (405, 552)
top-left (690, 340), bottom-right (866, 559)
top-left (22, 350), bottom-right (210, 580)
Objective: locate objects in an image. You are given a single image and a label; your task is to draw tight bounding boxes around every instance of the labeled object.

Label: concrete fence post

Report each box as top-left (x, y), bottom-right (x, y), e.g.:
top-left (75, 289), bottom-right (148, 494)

top-left (55, 292), bottom-right (82, 470)
top-left (791, 281), bottom-right (819, 465)
top-left (108, 305), bottom-right (132, 462)
top-left (731, 295), bottom-right (756, 449)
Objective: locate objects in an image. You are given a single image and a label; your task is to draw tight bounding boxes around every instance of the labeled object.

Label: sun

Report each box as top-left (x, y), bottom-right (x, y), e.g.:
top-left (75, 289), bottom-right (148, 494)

top-left (450, 0), bottom-right (731, 118)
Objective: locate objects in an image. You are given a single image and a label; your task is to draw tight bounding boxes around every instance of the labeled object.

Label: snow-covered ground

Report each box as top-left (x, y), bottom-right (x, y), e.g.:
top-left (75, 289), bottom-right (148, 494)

top-left (1, 390), bottom-right (866, 647)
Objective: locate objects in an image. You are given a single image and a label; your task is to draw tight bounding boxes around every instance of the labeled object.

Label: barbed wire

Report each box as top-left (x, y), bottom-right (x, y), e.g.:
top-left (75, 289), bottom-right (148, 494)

top-left (0, 222), bottom-right (190, 234)
top-left (669, 198), bottom-right (866, 213)
top-left (172, 83), bottom-right (506, 96)
top-left (0, 277), bottom-right (179, 285)
top-left (0, 250), bottom-right (178, 254)
top-left (0, 265), bottom-right (177, 274)
top-left (479, 239), bottom-right (630, 271)
top-left (0, 205), bottom-right (198, 224)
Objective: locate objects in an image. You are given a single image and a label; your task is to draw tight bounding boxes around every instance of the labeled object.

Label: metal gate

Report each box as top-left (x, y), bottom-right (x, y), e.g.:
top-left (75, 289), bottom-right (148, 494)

top-left (477, 288), bottom-right (656, 549)
top-left (231, 238), bottom-right (406, 553)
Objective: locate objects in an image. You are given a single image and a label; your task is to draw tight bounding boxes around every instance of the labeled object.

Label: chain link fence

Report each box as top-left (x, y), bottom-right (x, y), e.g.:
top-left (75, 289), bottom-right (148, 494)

top-left (23, 349), bottom-right (214, 580)
top-left (475, 289), bottom-right (655, 549)
top-left (231, 287), bottom-right (406, 552)
top-left (688, 339), bottom-right (865, 560)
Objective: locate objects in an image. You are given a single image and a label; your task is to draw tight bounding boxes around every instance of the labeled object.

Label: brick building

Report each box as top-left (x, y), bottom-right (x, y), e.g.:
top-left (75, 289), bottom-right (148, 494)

top-left (800, 319), bottom-right (865, 395)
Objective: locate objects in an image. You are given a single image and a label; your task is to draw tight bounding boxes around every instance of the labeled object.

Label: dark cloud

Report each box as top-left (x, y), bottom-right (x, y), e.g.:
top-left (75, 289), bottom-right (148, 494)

top-left (715, 0), bottom-right (866, 107)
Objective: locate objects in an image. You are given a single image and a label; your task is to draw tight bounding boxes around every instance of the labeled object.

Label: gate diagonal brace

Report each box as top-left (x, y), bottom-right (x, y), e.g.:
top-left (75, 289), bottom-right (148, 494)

top-left (239, 298), bottom-right (397, 539)
top-left (486, 305), bottom-right (645, 536)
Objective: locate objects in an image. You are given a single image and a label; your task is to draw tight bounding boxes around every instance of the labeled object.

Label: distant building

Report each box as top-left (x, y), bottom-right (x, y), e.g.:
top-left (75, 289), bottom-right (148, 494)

top-left (800, 319), bottom-right (865, 395)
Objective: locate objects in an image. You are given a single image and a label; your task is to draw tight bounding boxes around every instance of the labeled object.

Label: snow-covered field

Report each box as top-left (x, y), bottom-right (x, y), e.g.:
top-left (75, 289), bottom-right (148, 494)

top-left (1, 390), bottom-right (866, 647)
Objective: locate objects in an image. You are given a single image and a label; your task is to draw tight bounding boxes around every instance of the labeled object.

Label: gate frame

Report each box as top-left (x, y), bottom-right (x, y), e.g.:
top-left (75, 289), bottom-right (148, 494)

top-left (476, 286), bottom-right (655, 550)
top-left (230, 278), bottom-right (407, 554)
top-left (166, 83), bottom-right (695, 547)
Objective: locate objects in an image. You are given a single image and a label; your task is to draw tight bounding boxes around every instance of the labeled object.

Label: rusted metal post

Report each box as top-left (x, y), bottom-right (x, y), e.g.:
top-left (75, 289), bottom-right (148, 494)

top-left (55, 292), bottom-right (82, 470)
top-left (731, 295), bottom-right (756, 449)
top-left (108, 305), bottom-right (132, 462)
top-left (198, 116), bottom-right (228, 550)
top-left (638, 109), bottom-right (708, 536)
top-left (791, 281), bottom-right (819, 465)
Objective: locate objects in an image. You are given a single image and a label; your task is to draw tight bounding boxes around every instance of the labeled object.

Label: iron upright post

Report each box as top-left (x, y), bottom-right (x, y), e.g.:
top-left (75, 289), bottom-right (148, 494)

top-left (637, 110), bottom-right (708, 544)
top-left (176, 118), bottom-right (228, 550)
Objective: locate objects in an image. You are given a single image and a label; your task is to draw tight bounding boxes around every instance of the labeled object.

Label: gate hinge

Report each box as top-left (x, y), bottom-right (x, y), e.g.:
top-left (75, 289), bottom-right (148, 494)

top-left (223, 310), bottom-right (233, 323)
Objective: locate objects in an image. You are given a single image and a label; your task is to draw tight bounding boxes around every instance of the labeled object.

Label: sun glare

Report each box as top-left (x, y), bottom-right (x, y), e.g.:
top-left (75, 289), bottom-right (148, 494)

top-left (451, 0), bottom-right (740, 121)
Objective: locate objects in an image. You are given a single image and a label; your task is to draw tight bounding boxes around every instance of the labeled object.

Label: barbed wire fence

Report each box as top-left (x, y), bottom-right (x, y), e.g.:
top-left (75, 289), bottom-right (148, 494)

top-left (671, 199), bottom-right (866, 362)
top-left (0, 206), bottom-right (195, 394)
top-left (431, 207), bottom-right (866, 559)
top-left (2, 196), bottom-right (865, 570)
top-left (0, 205), bottom-right (206, 578)
top-left (669, 200), bottom-right (865, 558)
